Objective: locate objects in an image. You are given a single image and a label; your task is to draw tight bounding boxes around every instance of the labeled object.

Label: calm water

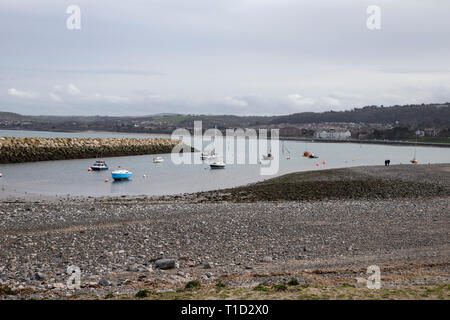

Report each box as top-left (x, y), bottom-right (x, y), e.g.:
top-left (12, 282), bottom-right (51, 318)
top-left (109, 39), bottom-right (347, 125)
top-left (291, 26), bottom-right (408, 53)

top-left (1, 129), bottom-right (449, 198)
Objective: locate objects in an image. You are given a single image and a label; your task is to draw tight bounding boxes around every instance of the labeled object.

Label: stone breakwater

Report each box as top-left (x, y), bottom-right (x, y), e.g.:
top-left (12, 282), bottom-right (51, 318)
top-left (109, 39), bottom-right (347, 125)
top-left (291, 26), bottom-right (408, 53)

top-left (0, 137), bottom-right (190, 164)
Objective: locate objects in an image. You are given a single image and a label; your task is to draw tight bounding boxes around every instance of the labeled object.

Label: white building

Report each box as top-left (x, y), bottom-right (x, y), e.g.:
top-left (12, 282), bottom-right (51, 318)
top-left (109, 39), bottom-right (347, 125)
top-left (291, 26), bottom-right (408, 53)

top-left (315, 129), bottom-right (351, 140)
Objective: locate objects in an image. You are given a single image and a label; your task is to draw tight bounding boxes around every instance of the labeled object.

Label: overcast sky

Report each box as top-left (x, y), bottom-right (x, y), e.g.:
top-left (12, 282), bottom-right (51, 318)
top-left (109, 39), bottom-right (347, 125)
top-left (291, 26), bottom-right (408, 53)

top-left (1, 0), bottom-right (449, 116)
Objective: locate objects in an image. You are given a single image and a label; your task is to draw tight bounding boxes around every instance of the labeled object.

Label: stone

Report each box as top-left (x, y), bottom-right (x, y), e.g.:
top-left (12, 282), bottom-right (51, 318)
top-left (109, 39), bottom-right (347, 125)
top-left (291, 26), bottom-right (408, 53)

top-left (98, 279), bottom-right (110, 286)
top-left (262, 256), bottom-right (272, 263)
top-left (355, 277), bottom-right (367, 289)
top-left (155, 259), bottom-right (177, 270)
top-left (34, 272), bottom-right (46, 281)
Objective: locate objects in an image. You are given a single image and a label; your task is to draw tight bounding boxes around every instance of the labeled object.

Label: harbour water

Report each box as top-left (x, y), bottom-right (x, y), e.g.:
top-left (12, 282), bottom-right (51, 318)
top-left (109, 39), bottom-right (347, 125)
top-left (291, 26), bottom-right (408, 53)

top-left (0, 130), bottom-right (449, 198)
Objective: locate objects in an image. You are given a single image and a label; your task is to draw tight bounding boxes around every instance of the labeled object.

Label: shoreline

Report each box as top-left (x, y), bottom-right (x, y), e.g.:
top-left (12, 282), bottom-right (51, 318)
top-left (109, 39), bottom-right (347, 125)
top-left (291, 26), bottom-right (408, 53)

top-left (281, 136), bottom-right (450, 148)
top-left (0, 164), bottom-right (449, 299)
top-left (2, 128), bottom-right (449, 148)
top-left (2, 162), bottom-right (449, 202)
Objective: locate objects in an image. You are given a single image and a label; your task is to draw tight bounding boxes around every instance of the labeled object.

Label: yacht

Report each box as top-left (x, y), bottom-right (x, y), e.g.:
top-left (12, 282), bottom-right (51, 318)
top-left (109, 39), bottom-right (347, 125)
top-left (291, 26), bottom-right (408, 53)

top-left (201, 151), bottom-right (217, 161)
top-left (210, 161), bottom-right (226, 169)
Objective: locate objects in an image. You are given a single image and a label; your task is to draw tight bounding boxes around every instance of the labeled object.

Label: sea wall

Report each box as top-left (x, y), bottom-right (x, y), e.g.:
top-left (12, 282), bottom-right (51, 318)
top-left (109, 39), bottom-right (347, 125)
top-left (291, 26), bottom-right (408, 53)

top-left (0, 137), bottom-right (190, 164)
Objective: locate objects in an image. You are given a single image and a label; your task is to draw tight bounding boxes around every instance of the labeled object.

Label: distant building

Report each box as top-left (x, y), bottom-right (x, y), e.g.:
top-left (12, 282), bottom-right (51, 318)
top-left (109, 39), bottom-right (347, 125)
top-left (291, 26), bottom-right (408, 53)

top-left (415, 130), bottom-right (425, 137)
top-left (424, 128), bottom-right (439, 137)
top-left (315, 129), bottom-right (351, 140)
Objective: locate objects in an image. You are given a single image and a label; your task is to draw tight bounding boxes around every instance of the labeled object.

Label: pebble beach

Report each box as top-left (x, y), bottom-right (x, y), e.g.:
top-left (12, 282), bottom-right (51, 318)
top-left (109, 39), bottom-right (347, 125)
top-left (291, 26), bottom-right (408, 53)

top-left (0, 164), bottom-right (448, 299)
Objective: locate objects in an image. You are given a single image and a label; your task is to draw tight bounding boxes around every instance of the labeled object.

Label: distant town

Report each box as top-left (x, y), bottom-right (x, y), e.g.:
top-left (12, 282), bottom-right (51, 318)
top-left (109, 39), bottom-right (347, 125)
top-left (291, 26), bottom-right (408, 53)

top-left (1, 103), bottom-right (449, 143)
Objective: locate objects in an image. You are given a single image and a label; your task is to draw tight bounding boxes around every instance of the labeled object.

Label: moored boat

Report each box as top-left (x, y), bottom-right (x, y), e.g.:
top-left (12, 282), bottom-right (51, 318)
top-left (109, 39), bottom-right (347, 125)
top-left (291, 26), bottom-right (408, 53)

top-left (153, 156), bottom-right (164, 163)
top-left (90, 160), bottom-right (109, 170)
top-left (210, 161), bottom-right (226, 169)
top-left (111, 169), bottom-right (133, 180)
top-left (201, 151), bottom-right (217, 160)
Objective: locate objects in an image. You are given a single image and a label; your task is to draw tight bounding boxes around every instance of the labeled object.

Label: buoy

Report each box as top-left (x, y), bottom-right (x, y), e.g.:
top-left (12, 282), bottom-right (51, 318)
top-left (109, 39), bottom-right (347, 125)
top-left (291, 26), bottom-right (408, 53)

top-left (322, 161), bottom-right (326, 165)
top-left (0, 173), bottom-right (3, 178)
top-left (118, 165), bottom-right (121, 168)
top-left (104, 179), bottom-right (109, 183)
top-left (88, 167), bottom-right (92, 171)
top-left (316, 163), bottom-right (319, 167)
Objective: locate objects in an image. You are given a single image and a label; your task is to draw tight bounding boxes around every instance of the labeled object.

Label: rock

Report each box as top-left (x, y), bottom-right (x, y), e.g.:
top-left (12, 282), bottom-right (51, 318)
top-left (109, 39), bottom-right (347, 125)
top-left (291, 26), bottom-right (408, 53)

top-left (205, 272), bottom-right (213, 278)
top-left (98, 279), bottom-right (110, 286)
top-left (262, 256), bottom-right (272, 263)
top-left (53, 283), bottom-right (65, 289)
top-left (355, 277), bottom-right (367, 289)
top-left (34, 272), bottom-right (46, 281)
top-left (203, 263), bottom-right (212, 269)
top-left (155, 259), bottom-right (177, 270)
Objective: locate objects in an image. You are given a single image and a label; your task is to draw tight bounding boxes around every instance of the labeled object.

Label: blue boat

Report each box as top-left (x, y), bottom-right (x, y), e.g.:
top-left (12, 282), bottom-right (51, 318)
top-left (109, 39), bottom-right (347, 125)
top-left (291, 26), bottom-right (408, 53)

top-left (90, 160), bottom-right (109, 171)
top-left (111, 169), bottom-right (133, 180)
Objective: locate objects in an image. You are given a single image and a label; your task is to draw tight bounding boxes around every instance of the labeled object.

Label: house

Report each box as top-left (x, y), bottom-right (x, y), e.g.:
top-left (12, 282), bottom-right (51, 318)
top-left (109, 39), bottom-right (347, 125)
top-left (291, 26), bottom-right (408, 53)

top-left (315, 129), bottom-right (351, 140)
top-left (415, 130), bottom-right (425, 137)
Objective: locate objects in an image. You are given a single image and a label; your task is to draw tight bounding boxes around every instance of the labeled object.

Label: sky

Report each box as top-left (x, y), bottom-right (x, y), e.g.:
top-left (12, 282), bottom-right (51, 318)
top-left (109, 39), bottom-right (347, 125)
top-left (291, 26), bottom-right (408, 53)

top-left (1, 0), bottom-right (449, 116)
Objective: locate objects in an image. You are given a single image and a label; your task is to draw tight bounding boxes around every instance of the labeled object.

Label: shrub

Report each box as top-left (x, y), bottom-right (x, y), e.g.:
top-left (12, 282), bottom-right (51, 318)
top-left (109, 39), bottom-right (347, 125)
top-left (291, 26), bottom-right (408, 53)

top-left (104, 292), bottom-right (114, 299)
top-left (185, 281), bottom-right (201, 289)
top-left (135, 289), bottom-right (150, 298)
top-left (288, 279), bottom-right (300, 286)
top-left (253, 283), bottom-right (270, 292)
top-left (216, 281), bottom-right (226, 288)
top-left (273, 284), bottom-right (287, 291)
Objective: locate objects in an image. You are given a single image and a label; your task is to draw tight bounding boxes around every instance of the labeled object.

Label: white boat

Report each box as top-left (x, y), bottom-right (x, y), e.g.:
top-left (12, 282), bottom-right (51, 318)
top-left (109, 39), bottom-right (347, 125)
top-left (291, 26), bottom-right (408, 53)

top-left (153, 156), bottom-right (164, 163)
top-left (210, 161), bottom-right (226, 169)
top-left (201, 151), bottom-right (217, 160)
top-left (90, 159), bottom-right (109, 170)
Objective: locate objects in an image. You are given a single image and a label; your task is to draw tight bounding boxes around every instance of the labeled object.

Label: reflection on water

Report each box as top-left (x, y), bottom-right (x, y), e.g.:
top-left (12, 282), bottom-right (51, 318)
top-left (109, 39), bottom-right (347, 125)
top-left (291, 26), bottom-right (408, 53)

top-left (0, 130), bottom-right (449, 198)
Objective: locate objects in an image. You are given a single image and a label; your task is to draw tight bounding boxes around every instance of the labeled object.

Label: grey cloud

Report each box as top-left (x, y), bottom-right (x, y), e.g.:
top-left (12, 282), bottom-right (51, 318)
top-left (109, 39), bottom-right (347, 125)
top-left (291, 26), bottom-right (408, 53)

top-left (0, 0), bottom-right (449, 115)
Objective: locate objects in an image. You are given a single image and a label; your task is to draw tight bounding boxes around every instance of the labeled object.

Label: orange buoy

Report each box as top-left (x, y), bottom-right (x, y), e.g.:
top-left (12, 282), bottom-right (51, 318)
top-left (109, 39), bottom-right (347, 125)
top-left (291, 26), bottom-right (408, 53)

top-left (88, 167), bottom-right (92, 171)
top-left (118, 165), bottom-right (121, 168)
top-left (104, 179), bottom-right (109, 183)
top-left (0, 173), bottom-right (3, 178)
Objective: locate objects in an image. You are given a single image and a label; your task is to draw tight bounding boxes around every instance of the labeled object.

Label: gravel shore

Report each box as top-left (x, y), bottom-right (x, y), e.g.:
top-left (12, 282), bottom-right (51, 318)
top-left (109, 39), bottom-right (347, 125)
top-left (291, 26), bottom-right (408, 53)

top-left (0, 164), bottom-right (448, 299)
